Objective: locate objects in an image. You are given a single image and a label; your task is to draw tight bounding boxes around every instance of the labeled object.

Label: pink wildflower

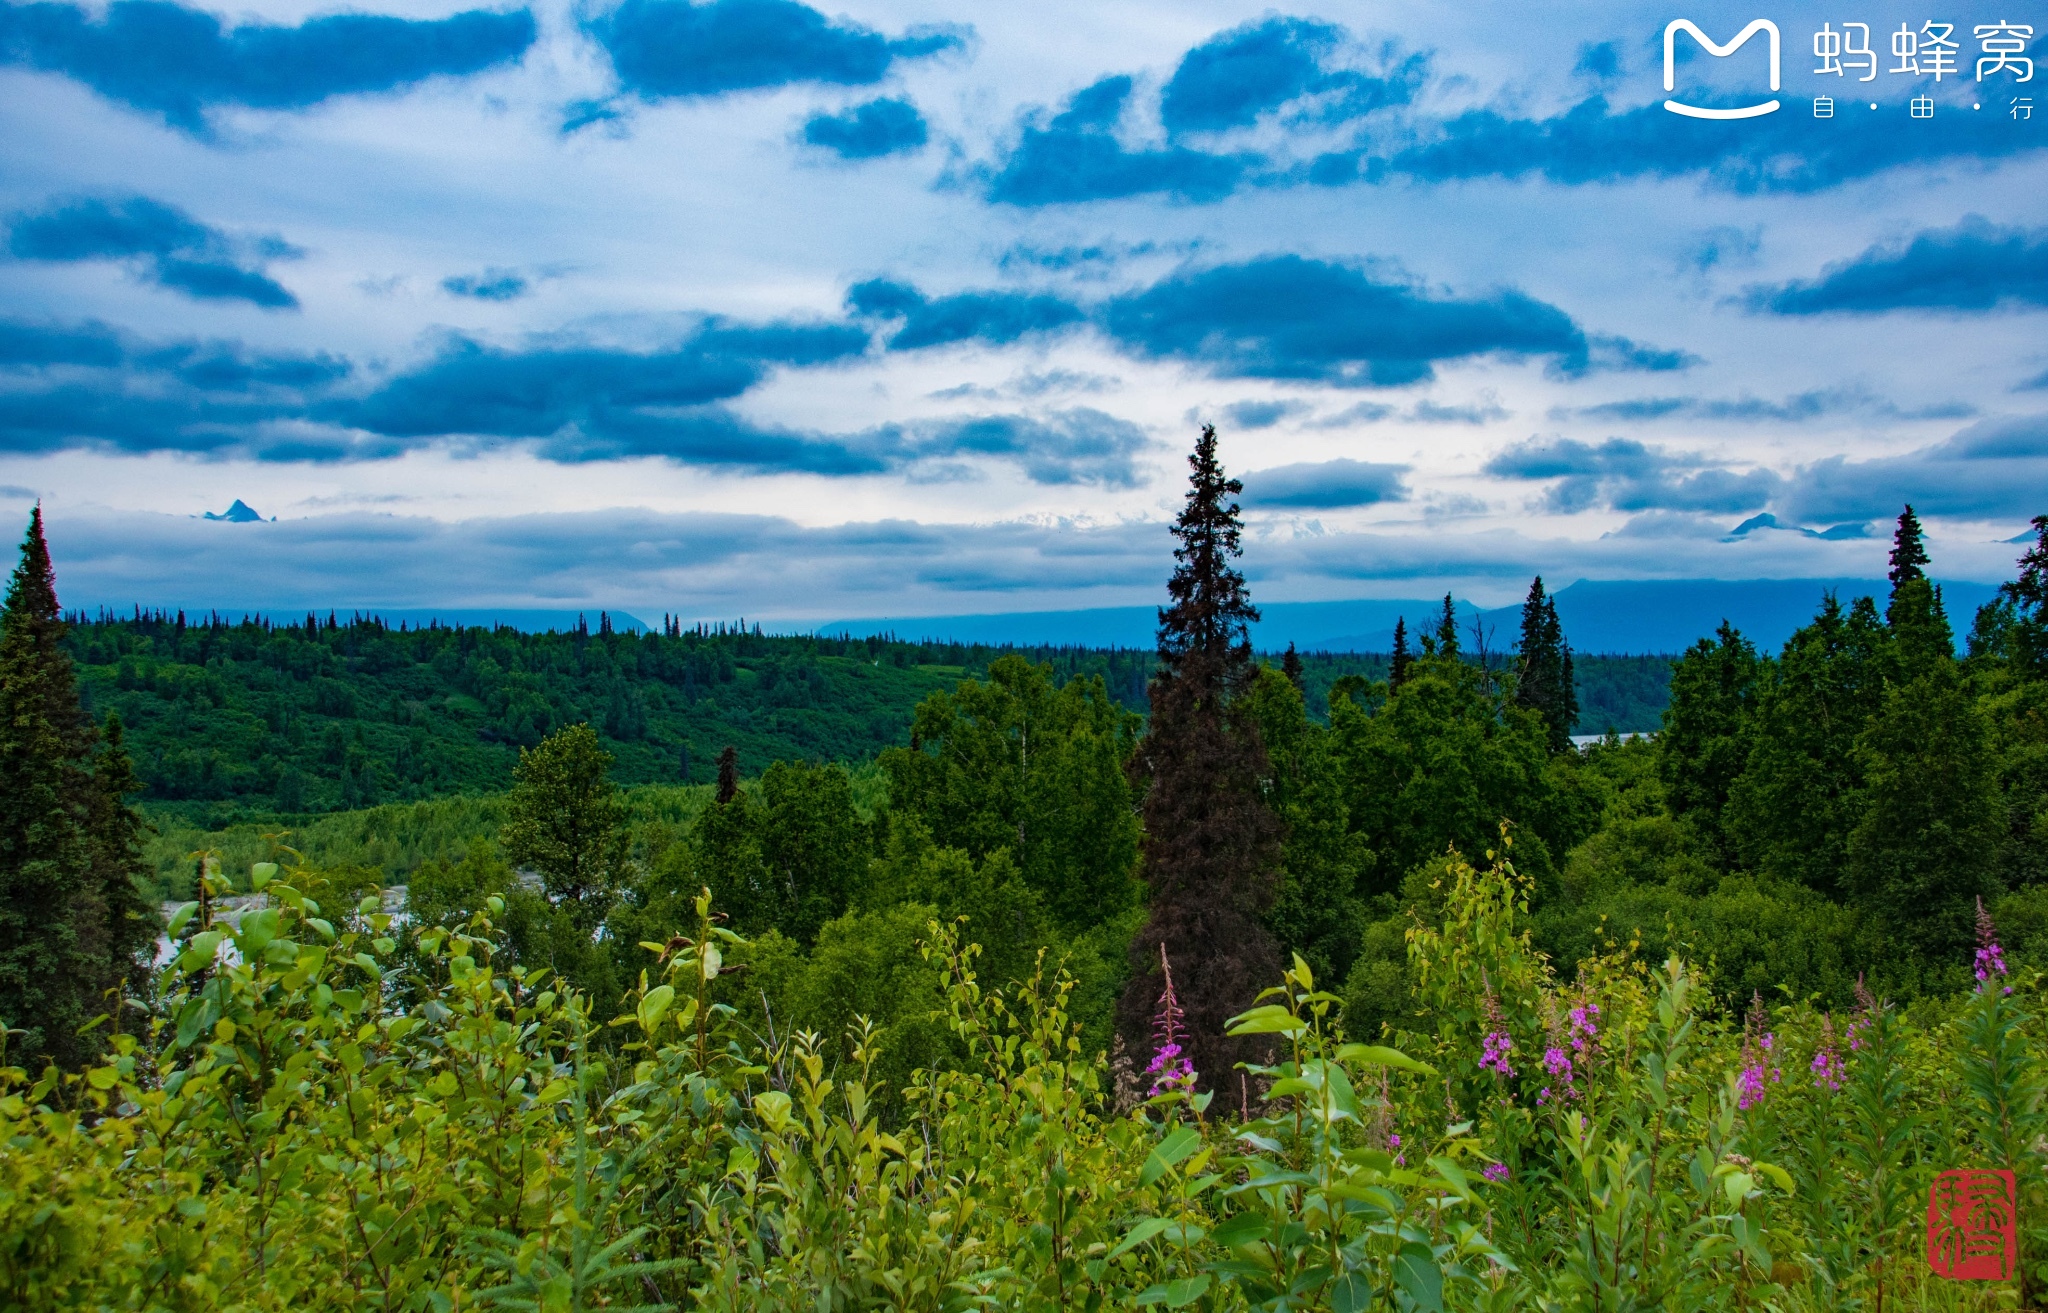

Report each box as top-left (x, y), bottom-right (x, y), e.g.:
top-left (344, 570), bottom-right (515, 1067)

top-left (1145, 945), bottom-right (1196, 1096)
top-left (1483, 1161), bottom-right (1510, 1184)
top-left (1810, 1015), bottom-right (1845, 1091)
top-left (1478, 979), bottom-right (1515, 1079)
top-left (1975, 898), bottom-right (2009, 990)
top-left (1567, 1001), bottom-right (1601, 1053)
top-left (1737, 992), bottom-right (1782, 1110)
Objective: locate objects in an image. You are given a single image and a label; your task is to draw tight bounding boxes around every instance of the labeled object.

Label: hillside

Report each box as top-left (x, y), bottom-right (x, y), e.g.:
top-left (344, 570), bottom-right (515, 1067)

top-left (66, 610), bottom-right (1672, 820)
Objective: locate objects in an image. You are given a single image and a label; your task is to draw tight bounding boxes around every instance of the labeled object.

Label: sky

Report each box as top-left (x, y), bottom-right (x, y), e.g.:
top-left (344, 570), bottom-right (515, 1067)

top-left (1, 0), bottom-right (2044, 624)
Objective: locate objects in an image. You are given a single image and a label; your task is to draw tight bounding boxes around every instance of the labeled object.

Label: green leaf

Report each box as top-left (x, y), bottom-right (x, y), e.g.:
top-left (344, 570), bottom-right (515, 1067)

top-left (1141, 1124), bottom-right (1203, 1186)
top-left (1225, 1005), bottom-right (1306, 1036)
top-left (1108, 1217), bottom-right (1172, 1259)
top-left (1335, 1043), bottom-right (1439, 1077)
top-left (1163, 1275), bottom-right (1210, 1308)
top-left (177, 931), bottom-right (225, 973)
top-left (165, 902), bottom-right (198, 937)
top-left (1208, 1213), bottom-right (1270, 1249)
top-left (636, 985), bottom-right (676, 1036)
top-left (174, 996), bottom-right (219, 1049)
top-left (1393, 1242), bottom-right (1443, 1313)
top-left (1755, 1162), bottom-right (1794, 1195)
top-left (250, 861), bottom-right (278, 889)
top-left (1723, 1172), bottom-right (1755, 1207)
top-left (1330, 1272), bottom-right (1375, 1313)
top-left (700, 943), bottom-right (721, 979)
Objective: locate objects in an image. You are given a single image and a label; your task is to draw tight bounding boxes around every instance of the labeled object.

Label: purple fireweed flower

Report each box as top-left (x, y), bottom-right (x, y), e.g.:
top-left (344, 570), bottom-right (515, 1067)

top-left (1975, 898), bottom-right (2011, 993)
top-left (1478, 980), bottom-right (1516, 1078)
top-left (1483, 1161), bottom-right (1510, 1184)
top-left (1480, 1030), bottom-right (1516, 1078)
top-left (1737, 992), bottom-right (1782, 1110)
top-left (1567, 1001), bottom-right (1601, 1053)
top-left (1147, 945), bottom-right (1196, 1096)
top-left (1811, 1015), bottom-right (1845, 1091)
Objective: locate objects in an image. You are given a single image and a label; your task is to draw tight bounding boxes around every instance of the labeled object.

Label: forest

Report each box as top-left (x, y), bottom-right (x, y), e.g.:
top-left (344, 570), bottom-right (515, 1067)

top-left (58, 604), bottom-right (1670, 821)
top-left (3, 426), bottom-right (2047, 1310)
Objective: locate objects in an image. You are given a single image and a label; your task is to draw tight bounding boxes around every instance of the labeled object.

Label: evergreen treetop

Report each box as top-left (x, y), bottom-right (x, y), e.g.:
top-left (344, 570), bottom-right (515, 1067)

top-left (1157, 425), bottom-right (1259, 685)
top-left (1513, 576), bottom-right (1579, 750)
top-left (1889, 504), bottom-right (1929, 589)
top-left (1433, 594), bottom-right (1460, 658)
top-left (1389, 617), bottom-right (1412, 688)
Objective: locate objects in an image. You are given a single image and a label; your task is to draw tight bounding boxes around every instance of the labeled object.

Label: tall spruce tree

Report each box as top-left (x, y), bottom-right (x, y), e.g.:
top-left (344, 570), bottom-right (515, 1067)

top-left (0, 508), bottom-right (153, 1066)
top-left (1434, 594), bottom-right (1460, 658)
top-left (1389, 617), bottom-right (1412, 689)
top-left (1889, 504), bottom-right (1929, 589)
top-left (1851, 525), bottom-right (1998, 971)
top-left (1658, 621), bottom-right (1760, 868)
top-left (1117, 426), bottom-right (1284, 1092)
top-left (1513, 576), bottom-right (1578, 751)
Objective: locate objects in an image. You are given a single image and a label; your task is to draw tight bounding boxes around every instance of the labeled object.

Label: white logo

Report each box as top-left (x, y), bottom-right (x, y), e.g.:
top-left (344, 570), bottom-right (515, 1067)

top-left (1664, 19), bottom-right (1782, 118)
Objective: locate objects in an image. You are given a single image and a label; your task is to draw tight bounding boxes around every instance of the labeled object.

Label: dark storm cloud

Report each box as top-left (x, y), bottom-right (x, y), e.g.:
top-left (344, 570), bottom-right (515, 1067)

top-left (802, 96), bottom-right (927, 158)
top-left (1240, 457), bottom-right (1408, 508)
top-left (1158, 16), bottom-right (1422, 136)
top-left (846, 279), bottom-right (1084, 349)
top-left (1746, 218), bottom-right (2048, 315)
top-left (588, 0), bottom-right (962, 100)
top-left (0, 0), bottom-right (535, 131)
top-left (1102, 256), bottom-right (1616, 387)
top-left (983, 76), bottom-right (1249, 205)
top-left (1779, 414), bottom-right (2048, 522)
top-left (1484, 436), bottom-right (1780, 514)
top-left (8, 194), bottom-right (298, 308)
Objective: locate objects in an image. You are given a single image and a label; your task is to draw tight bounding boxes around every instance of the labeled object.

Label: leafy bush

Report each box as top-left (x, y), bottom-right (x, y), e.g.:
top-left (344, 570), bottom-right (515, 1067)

top-left (6, 846), bottom-right (2040, 1311)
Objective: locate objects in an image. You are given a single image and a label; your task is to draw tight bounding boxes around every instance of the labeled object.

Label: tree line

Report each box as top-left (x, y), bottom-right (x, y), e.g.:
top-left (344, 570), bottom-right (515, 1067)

top-left (3, 438), bottom-right (2045, 1081)
top-left (59, 587), bottom-right (1667, 821)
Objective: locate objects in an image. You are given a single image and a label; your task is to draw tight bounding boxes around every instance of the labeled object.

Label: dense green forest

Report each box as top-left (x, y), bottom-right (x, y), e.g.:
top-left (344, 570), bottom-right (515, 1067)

top-left (62, 609), bottom-right (1669, 821)
top-left (5, 454), bottom-right (2048, 1310)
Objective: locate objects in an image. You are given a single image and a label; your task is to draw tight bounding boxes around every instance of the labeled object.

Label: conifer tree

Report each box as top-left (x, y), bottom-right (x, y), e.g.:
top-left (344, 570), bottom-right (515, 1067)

top-left (1852, 529), bottom-right (1998, 969)
top-left (1513, 576), bottom-right (1579, 751)
top-left (1434, 593), bottom-right (1460, 658)
top-left (1888, 504), bottom-right (1929, 589)
top-left (1658, 621), bottom-right (1760, 867)
top-left (0, 508), bottom-right (151, 1066)
top-left (1117, 426), bottom-right (1284, 1090)
top-left (715, 744), bottom-right (739, 804)
top-left (1389, 618), bottom-right (1412, 689)
top-left (1281, 642), bottom-right (1304, 691)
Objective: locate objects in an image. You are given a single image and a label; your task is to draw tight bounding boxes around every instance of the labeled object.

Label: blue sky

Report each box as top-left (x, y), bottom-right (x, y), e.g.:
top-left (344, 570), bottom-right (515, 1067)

top-left (1, 0), bottom-right (2043, 621)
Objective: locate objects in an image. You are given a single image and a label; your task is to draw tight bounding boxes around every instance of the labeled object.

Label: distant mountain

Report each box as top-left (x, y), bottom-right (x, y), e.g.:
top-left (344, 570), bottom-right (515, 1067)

top-left (203, 499), bottom-right (267, 523)
top-left (821, 577), bottom-right (2006, 656)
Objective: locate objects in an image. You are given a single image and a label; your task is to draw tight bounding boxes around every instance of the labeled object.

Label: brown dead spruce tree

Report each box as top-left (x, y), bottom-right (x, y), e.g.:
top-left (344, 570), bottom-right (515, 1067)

top-left (1116, 425), bottom-right (1284, 1102)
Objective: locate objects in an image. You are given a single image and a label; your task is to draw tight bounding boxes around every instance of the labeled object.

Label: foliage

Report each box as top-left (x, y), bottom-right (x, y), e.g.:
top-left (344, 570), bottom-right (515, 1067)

top-left (1514, 575), bottom-right (1578, 753)
top-left (3, 848), bottom-right (2038, 1311)
top-left (0, 508), bottom-right (157, 1067)
top-left (61, 610), bottom-right (1161, 814)
top-left (1118, 426), bottom-right (1285, 1090)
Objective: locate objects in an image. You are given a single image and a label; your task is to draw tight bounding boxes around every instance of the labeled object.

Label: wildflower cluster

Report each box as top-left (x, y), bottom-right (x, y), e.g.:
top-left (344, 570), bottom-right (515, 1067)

top-left (1478, 979), bottom-right (1516, 1079)
top-left (1145, 944), bottom-right (1196, 1096)
top-left (1975, 897), bottom-right (2010, 990)
top-left (1810, 1014), bottom-right (1846, 1091)
top-left (1737, 992), bottom-right (1782, 1110)
top-left (1535, 993), bottom-right (1595, 1106)
top-left (1483, 1161), bottom-right (1511, 1184)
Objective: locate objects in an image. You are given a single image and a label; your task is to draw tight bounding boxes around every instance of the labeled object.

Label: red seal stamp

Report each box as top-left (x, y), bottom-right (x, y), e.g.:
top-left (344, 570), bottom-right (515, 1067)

top-left (1927, 1168), bottom-right (2017, 1280)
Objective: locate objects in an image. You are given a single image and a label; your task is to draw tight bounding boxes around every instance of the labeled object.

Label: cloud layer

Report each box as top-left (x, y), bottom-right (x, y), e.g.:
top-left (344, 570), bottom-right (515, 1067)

top-left (0, 0), bottom-right (535, 130)
top-left (8, 194), bottom-right (298, 307)
top-left (1749, 218), bottom-right (2048, 315)
top-left (589, 0), bottom-right (960, 100)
